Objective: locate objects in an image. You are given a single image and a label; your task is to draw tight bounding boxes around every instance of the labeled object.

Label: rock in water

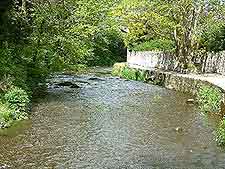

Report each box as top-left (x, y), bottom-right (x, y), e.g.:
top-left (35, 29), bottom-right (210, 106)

top-left (57, 81), bottom-right (80, 88)
top-left (167, 85), bottom-right (173, 90)
top-left (88, 77), bottom-right (104, 81)
top-left (186, 99), bottom-right (195, 104)
top-left (70, 84), bottom-right (80, 88)
top-left (57, 81), bottom-right (73, 86)
top-left (175, 127), bottom-right (183, 132)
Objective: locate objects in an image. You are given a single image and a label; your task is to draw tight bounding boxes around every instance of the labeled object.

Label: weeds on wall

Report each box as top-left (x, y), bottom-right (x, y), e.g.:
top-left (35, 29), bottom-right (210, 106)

top-left (216, 119), bottom-right (225, 146)
top-left (197, 85), bottom-right (223, 113)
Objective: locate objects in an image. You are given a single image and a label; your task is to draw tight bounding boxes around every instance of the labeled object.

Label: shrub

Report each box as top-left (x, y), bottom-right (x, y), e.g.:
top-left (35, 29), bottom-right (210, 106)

top-left (112, 63), bottom-right (147, 81)
top-left (136, 70), bottom-right (146, 81)
top-left (121, 67), bottom-right (137, 80)
top-left (131, 39), bottom-right (175, 52)
top-left (0, 102), bottom-right (14, 128)
top-left (4, 87), bottom-right (29, 113)
top-left (112, 63), bottom-right (127, 76)
top-left (197, 85), bottom-right (222, 113)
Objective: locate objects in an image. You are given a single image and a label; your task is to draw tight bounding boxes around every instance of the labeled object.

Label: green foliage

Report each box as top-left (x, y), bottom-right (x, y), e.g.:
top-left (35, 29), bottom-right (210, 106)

top-left (121, 67), bottom-right (137, 80)
top-left (0, 86), bottom-right (29, 128)
top-left (0, 102), bottom-right (28, 129)
top-left (216, 119), bottom-right (225, 146)
top-left (131, 39), bottom-right (174, 51)
top-left (112, 62), bottom-right (127, 76)
top-left (112, 63), bottom-right (137, 80)
top-left (0, 0), bottom-right (124, 96)
top-left (112, 63), bottom-right (147, 81)
top-left (200, 22), bottom-right (225, 52)
top-left (136, 70), bottom-right (145, 81)
top-left (64, 64), bottom-right (87, 73)
top-left (4, 87), bottom-right (29, 113)
top-left (197, 85), bottom-right (223, 113)
top-left (90, 28), bottom-right (126, 66)
top-left (114, 0), bottom-right (225, 68)
top-left (32, 0), bottom-right (124, 68)
top-left (0, 102), bottom-right (14, 128)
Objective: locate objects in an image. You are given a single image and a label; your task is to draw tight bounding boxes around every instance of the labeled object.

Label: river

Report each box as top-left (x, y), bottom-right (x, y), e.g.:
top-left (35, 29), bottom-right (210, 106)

top-left (0, 68), bottom-right (225, 169)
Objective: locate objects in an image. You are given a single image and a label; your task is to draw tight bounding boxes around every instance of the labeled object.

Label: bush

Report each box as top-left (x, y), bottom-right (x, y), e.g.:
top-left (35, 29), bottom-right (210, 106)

top-left (112, 62), bottom-right (127, 76)
top-left (112, 63), bottom-right (147, 81)
top-left (131, 39), bottom-right (175, 52)
top-left (197, 85), bottom-right (223, 113)
top-left (112, 64), bottom-right (137, 80)
top-left (121, 67), bottom-right (137, 80)
top-left (0, 103), bottom-right (14, 127)
top-left (4, 87), bottom-right (29, 113)
top-left (136, 70), bottom-right (146, 81)
top-left (0, 102), bottom-right (15, 128)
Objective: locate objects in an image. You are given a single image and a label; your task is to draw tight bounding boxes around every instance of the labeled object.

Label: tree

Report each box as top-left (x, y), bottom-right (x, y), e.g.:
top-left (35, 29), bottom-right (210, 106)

top-left (115, 0), bottom-right (225, 71)
top-left (32, 0), bottom-right (124, 68)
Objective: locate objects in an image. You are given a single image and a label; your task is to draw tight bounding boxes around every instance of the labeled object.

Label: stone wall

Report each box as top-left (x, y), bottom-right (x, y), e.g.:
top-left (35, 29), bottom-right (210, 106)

top-left (127, 50), bottom-right (225, 75)
top-left (127, 51), bottom-right (162, 69)
top-left (203, 52), bottom-right (225, 75)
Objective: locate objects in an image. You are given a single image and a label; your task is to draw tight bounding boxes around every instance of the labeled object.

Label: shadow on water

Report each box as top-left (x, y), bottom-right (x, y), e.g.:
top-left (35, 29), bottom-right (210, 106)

top-left (0, 67), bottom-right (225, 169)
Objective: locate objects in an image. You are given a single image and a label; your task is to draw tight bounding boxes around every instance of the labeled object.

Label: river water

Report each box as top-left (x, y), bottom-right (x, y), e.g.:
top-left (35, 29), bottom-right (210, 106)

top-left (0, 68), bottom-right (225, 169)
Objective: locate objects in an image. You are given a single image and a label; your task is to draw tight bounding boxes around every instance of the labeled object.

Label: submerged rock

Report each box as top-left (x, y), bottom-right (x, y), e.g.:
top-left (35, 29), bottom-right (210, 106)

top-left (57, 81), bottom-right (74, 86)
top-left (88, 77), bottom-right (104, 81)
top-left (56, 81), bottom-right (80, 88)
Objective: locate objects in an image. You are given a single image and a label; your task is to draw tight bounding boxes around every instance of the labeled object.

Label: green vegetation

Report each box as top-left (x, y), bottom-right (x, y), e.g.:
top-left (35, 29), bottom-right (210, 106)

top-left (112, 63), bottom-right (165, 85)
top-left (112, 63), bottom-right (138, 80)
top-left (197, 85), bottom-right (223, 113)
top-left (216, 119), bottom-right (225, 146)
top-left (121, 67), bottom-right (137, 80)
top-left (4, 87), bottom-right (29, 113)
top-left (136, 70), bottom-right (146, 81)
top-left (0, 103), bottom-right (15, 128)
top-left (0, 87), bottom-right (29, 128)
top-left (131, 39), bottom-right (175, 52)
top-left (200, 23), bottom-right (225, 52)
top-left (112, 63), bottom-right (127, 77)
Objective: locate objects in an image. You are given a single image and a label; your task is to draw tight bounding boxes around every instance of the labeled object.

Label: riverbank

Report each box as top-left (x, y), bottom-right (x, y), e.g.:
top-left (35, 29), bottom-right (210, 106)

top-left (112, 63), bottom-right (225, 115)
